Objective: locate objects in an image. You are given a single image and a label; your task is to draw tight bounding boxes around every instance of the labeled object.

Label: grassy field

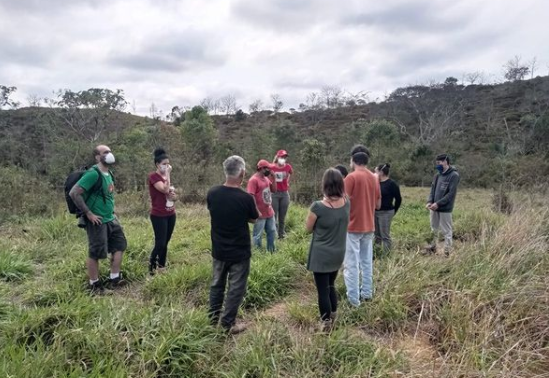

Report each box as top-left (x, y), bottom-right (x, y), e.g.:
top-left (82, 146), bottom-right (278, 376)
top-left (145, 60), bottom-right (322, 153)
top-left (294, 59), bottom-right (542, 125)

top-left (0, 188), bottom-right (547, 377)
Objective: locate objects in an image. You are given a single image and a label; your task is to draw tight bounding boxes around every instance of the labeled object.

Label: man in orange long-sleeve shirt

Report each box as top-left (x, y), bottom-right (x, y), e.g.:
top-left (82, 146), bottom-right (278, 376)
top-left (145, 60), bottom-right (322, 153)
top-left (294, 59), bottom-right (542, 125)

top-left (343, 145), bottom-right (381, 307)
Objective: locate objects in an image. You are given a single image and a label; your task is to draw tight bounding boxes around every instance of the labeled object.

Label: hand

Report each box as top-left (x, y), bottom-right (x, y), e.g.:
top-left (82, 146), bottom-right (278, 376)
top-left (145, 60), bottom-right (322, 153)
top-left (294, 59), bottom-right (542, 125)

top-left (86, 212), bottom-right (102, 225)
top-left (426, 203), bottom-right (432, 210)
top-left (429, 203), bottom-right (439, 211)
top-left (167, 191), bottom-right (177, 201)
top-left (166, 164), bottom-right (173, 174)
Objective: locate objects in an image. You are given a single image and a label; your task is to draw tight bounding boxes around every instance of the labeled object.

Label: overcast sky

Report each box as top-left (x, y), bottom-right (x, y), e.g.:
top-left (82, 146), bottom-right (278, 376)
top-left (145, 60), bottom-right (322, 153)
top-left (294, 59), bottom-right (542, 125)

top-left (1, 0), bottom-right (547, 116)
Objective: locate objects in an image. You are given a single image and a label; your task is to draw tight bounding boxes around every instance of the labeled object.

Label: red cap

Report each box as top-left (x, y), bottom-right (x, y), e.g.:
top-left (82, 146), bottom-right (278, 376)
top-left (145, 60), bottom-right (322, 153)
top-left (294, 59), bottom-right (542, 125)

top-left (257, 159), bottom-right (274, 169)
top-left (276, 150), bottom-right (288, 157)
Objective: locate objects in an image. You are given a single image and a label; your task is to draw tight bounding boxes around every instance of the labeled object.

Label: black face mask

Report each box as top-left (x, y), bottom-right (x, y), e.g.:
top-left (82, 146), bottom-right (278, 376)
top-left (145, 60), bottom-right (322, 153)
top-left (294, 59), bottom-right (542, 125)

top-left (263, 169), bottom-right (271, 177)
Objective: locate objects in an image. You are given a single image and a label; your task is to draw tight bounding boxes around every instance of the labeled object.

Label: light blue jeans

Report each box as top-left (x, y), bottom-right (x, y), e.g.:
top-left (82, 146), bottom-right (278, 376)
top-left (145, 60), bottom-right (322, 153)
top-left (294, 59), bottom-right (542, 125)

top-left (252, 216), bottom-right (276, 252)
top-left (343, 232), bottom-right (374, 306)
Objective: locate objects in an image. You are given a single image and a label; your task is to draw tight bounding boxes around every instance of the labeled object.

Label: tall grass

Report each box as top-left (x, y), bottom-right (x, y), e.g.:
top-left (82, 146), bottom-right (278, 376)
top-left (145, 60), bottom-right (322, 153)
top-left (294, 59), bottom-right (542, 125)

top-left (0, 188), bottom-right (547, 377)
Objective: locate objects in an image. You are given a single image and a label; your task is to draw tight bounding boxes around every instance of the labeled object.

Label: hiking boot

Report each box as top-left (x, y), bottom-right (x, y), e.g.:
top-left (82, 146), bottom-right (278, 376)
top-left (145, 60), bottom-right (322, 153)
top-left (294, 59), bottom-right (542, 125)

top-left (330, 311), bottom-right (337, 322)
top-left (107, 273), bottom-right (128, 289)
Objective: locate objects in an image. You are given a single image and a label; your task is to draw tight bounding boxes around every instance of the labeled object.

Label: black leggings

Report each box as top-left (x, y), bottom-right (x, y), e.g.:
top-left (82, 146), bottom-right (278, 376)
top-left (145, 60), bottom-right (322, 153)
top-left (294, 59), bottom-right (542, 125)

top-left (149, 214), bottom-right (176, 269)
top-left (313, 270), bottom-right (338, 321)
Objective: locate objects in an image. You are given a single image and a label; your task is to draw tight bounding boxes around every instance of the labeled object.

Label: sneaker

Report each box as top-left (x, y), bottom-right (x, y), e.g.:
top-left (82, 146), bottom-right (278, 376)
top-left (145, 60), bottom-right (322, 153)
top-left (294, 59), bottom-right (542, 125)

top-left (348, 300), bottom-right (361, 308)
top-left (224, 323), bottom-right (248, 335)
top-left (421, 244), bottom-right (437, 255)
top-left (107, 273), bottom-right (128, 289)
top-left (87, 281), bottom-right (112, 296)
top-left (318, 319), bottom-right (333, 333)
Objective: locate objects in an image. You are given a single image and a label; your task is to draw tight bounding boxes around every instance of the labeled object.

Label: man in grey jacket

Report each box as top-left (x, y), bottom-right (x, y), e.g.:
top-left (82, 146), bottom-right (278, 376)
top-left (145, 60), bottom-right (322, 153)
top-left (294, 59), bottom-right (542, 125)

top-left (425, 154), bottom-right (460, 256)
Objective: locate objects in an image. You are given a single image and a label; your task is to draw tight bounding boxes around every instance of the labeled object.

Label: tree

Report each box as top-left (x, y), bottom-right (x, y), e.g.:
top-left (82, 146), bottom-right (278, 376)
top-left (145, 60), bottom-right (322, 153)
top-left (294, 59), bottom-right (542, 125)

top-left (149, 102), bottom-right (159, 120)
top-left (249, 99), bottom-right (263, 113)
top-left (464, 71), bottom-right (486, 85)
top-left (180, 106), bottom-right (217, 163)
top-left (503, 56), bottom-right (530, 82)
top-left (235, 109), bottom-right (247, 122)
top-left (270, 93), bottom-right (283, 113)
top-left (321, 85), bottom-right (343, 108)
top-left (273, 120), bottom-right (297, 152)
top-left (26, 94), bottom-right (42, 107)
top-left (443, 77), bottom-right (459, 87)
top-left (0, 85), bottom-right (19, 109)
top-left (47, 88), bottom-right (127, 142)
top-left (220, 94), bottom-right (237, 115)
top-left (363, 120), bottom-right (400, 162)
top-left (200, 97), bottom-right (219, 114)
top-left (300, 138), bottom-right (326, 201)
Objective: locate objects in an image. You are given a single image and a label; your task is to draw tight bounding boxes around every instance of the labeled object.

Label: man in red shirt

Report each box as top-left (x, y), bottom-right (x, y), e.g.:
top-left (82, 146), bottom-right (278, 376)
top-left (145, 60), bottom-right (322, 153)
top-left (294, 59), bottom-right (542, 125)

top-left (247, 159), bottom-right (277, 252)
top-left (343, 145), bottom-right (381, 307)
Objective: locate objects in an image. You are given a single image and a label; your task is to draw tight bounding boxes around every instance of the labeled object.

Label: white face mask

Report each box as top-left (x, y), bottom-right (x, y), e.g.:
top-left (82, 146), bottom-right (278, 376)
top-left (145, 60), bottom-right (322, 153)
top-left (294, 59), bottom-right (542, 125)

top-left (104, 152), bottom-right (115, 165)
top-left (278, 158), bottom-right (286, 165)
top-left (159, 164), bottom-right (168, 173)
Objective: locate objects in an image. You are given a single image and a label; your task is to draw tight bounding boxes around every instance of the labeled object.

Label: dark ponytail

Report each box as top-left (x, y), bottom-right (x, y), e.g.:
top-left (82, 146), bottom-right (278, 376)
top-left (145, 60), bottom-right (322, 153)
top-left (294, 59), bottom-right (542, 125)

top-left (376, 163), bottom-right (390, 176)
top-left (153, 148), bottom-right (169, 164)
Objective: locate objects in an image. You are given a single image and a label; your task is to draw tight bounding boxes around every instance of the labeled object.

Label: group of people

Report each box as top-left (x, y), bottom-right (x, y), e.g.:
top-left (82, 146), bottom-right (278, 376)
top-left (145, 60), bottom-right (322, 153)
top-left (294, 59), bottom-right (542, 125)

top-left (69, 144), bottom-right (459, 333)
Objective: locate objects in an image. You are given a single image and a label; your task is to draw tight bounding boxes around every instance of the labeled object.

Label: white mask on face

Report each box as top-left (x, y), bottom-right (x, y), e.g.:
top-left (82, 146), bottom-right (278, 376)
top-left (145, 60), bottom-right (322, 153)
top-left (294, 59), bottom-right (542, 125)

top-left (104, 152), bottom-right (115, 165)
top-left (159, 164), bottom-right (168, 173)
top-left (278, 158), bottom-right (286, 165)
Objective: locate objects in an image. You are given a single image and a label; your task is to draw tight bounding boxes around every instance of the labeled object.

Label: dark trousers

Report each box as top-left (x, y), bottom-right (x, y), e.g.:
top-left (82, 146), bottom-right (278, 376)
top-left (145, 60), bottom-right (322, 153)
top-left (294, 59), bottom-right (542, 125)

top-left (209, 258), bottom-right (250, 329)
top-left (313, 270), bottom-right (338, 321)
top-left (272, 191), bottom-right (290, 238)
top-left (149, 214), bottom-right (176, 269)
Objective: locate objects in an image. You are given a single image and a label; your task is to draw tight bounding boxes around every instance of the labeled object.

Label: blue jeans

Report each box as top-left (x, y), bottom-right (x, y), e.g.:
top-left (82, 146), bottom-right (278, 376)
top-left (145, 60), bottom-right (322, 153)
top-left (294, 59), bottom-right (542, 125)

top-left (252, 216), bottom-right (276, 252)
top-left (343, 232), bottom-right (374, 306)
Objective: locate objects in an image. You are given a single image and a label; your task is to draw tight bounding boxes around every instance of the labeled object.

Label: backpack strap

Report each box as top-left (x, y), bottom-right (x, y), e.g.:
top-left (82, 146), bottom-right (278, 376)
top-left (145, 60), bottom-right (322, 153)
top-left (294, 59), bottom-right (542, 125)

top-left (90, 166), bottom-right (112, 204)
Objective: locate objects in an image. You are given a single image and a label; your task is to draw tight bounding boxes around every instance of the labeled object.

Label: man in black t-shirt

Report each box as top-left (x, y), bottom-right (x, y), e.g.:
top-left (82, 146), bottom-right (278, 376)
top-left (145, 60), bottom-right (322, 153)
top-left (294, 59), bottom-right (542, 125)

top-left (207, 155), bottom-right (259, 334)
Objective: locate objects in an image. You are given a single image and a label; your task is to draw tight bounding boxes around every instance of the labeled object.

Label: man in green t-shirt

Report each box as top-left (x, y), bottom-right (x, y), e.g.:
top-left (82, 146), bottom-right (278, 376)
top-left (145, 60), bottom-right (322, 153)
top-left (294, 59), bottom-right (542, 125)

top-left (69, 145), bottom-right (127, 294)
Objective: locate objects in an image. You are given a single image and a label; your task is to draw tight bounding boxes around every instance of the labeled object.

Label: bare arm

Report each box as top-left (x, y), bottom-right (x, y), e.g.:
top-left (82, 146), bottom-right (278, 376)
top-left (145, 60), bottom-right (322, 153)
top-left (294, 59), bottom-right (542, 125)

top-left (269, 173), bottom-right (277, 193)
top-left (305, 211), bottom-right (317, 233)
top-left (153, 180), bottom-right (170, 194)
top-left (249, 195), bottom-right (260, 223)
top-left (69, 185), bottom-right (102, 225)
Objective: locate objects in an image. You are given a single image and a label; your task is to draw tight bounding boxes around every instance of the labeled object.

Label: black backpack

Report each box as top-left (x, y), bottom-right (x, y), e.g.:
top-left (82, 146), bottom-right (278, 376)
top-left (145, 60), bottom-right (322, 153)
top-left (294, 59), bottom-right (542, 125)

top-left (64, 166), bottom-right (114, 217)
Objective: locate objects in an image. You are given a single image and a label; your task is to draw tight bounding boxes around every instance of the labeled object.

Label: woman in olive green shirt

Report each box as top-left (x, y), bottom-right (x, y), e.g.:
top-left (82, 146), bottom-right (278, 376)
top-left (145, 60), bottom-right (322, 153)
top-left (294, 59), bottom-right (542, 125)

top-left (305, 168), bottom-right (350, 328)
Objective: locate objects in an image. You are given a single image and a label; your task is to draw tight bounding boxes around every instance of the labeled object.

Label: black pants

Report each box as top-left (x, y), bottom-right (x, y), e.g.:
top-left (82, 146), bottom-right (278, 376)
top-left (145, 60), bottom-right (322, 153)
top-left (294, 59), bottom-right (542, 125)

top-left (209, 258), bottom-right (250, 329)
top-left (149, 214), bottom-right (176, 269)
top-left (313, 271), bottom-right (338, 321)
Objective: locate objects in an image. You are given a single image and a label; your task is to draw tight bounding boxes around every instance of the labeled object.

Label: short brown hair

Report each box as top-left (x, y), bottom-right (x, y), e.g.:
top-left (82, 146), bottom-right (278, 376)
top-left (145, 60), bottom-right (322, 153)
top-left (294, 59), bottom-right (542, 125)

top-left (322, 168), bottom-right (345, 198)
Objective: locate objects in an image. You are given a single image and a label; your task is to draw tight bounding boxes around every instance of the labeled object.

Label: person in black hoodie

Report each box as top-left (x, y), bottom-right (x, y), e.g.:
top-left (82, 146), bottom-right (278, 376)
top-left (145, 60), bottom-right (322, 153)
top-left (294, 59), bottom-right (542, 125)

top-left (374, 164), bottom-right (401, 254)
top-left (425, 154), bottom-right (460, 256)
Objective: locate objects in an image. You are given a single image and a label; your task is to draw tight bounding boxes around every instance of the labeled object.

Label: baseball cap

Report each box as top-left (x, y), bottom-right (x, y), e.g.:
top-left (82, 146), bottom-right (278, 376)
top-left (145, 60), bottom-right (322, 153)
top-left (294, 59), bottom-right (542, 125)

top-left (257, 159), bottom-right (274, 169)
top-left (276, 150), bottom-right (288, 157)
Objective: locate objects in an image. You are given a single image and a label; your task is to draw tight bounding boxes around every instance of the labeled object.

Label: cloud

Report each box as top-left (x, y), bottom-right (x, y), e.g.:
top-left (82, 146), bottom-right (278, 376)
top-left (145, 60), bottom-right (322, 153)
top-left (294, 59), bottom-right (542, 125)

top-left (1, 0), bottom-right (548, 114)
top-left (108, 31), bottom-right (227, 73)
top-left (343, 0), bottom-right (470, 33)
top-left (230, 0), bottom-right (340, 32)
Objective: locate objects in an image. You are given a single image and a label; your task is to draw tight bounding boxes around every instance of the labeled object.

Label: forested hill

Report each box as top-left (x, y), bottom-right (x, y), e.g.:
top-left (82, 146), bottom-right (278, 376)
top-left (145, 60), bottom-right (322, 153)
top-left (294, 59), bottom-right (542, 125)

top-left (1, 75), bottom-right (548, 202)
